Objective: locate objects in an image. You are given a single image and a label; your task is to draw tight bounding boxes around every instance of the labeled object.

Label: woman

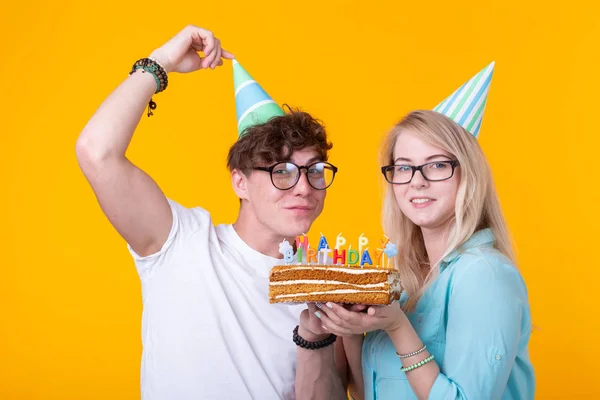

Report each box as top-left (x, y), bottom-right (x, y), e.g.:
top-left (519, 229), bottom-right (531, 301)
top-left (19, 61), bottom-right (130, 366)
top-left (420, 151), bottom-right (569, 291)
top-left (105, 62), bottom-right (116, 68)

top-left (294, 65), bottom-right (535, 400)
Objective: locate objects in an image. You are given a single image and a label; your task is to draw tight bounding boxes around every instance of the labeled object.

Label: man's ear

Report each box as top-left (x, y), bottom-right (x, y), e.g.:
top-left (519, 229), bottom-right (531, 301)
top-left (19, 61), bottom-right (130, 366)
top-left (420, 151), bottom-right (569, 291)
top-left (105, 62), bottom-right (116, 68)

top-left (231, 169), bottom-right (249, 200)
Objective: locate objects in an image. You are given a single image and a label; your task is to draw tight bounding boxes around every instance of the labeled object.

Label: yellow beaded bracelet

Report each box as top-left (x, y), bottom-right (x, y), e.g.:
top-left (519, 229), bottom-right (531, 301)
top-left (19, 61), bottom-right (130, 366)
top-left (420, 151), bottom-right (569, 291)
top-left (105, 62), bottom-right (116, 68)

top-left (400, 354), bottom-right (435, 373)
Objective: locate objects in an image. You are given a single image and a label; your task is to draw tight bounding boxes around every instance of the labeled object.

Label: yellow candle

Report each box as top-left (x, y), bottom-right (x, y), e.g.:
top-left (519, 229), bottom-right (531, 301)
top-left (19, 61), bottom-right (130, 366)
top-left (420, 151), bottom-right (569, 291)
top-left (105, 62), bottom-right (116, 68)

top-left (372, 248), bottom-right (383, 266)
top-left (379, 235), bottom-right (390, 269)
top-left (335, 232), bottom-right (346, 250)
top-left (358, 233), bottom-right (369, 254)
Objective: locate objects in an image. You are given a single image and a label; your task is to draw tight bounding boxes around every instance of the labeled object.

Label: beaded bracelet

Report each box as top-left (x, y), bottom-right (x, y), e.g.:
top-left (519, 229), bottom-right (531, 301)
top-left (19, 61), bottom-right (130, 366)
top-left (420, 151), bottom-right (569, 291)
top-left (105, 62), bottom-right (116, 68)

top-left (396, 344), bottom-right (426, 358)
top-left (129, 57), bottom-right (169, 117)
top-left (292, 325), bottom-right (337, 350)
top-left (130, 57), bottom-right (168, 93)
top-left (400, 354), bottom-right (435, 373)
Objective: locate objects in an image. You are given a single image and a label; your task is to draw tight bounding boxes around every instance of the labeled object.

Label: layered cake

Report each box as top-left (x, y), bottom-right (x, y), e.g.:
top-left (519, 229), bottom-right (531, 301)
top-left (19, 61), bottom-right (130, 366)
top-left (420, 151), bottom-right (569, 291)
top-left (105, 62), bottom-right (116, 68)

top-left (269, 264), bottom-right (402, 305)
top-left (269, 233), bottom-right (402, 305)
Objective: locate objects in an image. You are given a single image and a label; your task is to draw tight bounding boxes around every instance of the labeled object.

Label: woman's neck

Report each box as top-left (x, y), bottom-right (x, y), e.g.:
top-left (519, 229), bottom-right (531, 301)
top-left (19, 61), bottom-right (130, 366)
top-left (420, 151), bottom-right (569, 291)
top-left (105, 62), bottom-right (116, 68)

top-left (421, 226), bottom-right (450, 269)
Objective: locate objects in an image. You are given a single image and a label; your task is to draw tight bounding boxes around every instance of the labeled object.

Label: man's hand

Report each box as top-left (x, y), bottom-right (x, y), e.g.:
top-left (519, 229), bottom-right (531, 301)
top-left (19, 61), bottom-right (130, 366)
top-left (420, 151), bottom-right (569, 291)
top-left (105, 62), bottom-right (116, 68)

top-left (149, 25), bottom-right (234, 74)
top-left (298, 303), bottom-right (332, 341)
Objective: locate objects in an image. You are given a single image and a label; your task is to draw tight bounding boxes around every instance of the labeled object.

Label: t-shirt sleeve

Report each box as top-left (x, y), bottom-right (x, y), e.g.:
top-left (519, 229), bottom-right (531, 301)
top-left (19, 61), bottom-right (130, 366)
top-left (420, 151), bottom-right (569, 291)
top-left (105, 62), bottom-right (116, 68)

top-left (126, 198), bottom-right (211, 281)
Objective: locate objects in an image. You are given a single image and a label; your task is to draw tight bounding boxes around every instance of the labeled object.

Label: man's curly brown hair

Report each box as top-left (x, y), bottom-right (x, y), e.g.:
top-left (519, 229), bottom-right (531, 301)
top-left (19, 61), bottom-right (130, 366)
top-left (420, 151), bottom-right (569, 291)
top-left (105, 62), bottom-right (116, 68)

top-left (227, 106), bottom-right (332, 174)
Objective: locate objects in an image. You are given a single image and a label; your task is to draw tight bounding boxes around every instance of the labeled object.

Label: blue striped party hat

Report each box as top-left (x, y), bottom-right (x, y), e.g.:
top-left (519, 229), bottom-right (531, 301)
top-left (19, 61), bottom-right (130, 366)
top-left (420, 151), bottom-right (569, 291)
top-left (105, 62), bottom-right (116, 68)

top-left (433, 62), bottom-right (495, 138)
top-left (233, 59), bottom-right (285, 138)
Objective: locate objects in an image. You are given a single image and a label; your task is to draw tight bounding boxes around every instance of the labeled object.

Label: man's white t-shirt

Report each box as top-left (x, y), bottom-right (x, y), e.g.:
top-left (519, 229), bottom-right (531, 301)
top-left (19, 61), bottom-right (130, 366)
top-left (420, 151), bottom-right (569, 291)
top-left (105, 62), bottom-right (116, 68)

top-left (127, 199), bottom-right (306, 399)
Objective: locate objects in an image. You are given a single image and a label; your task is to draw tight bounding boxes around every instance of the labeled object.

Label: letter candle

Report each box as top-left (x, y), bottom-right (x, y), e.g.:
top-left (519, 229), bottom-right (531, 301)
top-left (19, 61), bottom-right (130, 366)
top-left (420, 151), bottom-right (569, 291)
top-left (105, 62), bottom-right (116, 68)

top-left (333, 249), bottom-right (346, 265)
top-left (358, 233), bottom-right (368, 253)
top-left (279, 239), bottom-right (294, 264)
top-left (307, 247), bottom-right (317, 264)
top-left (347, 244), bottom-right (360, 266)
top-left (335, 233), bottom-right (346, 251)
top-left (379, 235), bottom-right (391, 268)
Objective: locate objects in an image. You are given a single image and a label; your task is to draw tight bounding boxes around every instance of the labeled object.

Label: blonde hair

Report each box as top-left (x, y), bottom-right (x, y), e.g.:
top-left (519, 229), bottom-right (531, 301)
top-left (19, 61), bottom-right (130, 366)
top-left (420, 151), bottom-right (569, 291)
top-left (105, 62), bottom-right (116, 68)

top-left (380, 110), bottom-right (515, 311)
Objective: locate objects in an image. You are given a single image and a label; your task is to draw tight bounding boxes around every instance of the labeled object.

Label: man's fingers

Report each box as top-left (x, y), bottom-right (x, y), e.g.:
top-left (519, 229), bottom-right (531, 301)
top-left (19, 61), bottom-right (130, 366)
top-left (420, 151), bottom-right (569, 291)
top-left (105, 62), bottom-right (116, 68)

top-left (221, 49), bottom-right (235, 59)
top-left (211, 45), bottom-right (222, 69)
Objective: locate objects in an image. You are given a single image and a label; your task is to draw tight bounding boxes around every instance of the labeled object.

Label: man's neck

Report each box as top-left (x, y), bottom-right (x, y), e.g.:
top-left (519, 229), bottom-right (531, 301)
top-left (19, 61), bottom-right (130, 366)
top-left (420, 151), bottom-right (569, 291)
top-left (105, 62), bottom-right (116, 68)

top-left (233, 211), bottom-right (289, 259)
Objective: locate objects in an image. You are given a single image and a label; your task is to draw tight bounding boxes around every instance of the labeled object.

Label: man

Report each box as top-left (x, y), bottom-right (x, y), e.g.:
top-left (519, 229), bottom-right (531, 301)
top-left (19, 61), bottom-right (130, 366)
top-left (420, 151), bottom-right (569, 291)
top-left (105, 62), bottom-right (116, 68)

top-left (75, 25), bottom-right (338, 399)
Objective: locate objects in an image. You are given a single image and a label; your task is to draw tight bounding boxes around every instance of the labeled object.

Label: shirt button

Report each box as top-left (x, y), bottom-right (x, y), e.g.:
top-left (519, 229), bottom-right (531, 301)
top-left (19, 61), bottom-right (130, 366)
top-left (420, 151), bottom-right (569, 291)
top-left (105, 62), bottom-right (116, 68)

top-left (418, 316), bottom-right (423, 323)
top-left (495, 355), bottom-right (502, 361)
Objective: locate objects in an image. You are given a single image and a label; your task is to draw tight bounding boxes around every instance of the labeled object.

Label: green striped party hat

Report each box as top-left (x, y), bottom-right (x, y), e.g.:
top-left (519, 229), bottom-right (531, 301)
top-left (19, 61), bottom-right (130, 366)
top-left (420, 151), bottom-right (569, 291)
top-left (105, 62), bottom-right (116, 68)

top-left (433, 62), bottom-right (495, 138)
top-left (233, 59), bottom-right (285, 138)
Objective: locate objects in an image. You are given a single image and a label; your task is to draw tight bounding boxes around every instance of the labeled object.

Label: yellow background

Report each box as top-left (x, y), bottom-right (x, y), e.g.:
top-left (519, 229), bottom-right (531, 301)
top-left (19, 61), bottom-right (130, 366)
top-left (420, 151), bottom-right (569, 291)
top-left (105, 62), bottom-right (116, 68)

top-left (1, 1), bottom-right (598, 398)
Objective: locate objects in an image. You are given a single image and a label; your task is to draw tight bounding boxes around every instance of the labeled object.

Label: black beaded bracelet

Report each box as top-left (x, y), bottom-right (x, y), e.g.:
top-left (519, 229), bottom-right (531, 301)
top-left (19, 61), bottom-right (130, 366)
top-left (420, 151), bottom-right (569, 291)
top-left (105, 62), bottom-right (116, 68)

top-left (130, 57), bottom-right (168, 93)
top-left (293, 325), bottom-right (337, 350)
top-left (129, 57), bottom-right (168, 117)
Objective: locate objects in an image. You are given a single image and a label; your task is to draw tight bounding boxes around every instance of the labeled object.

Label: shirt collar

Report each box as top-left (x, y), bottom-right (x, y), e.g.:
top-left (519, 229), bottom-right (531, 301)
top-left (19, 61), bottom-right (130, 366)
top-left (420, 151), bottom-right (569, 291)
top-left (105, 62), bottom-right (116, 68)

top-left (223, 224), bottom-right (282, 278)
top-left (440, 228), bottom-right (496, 269)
